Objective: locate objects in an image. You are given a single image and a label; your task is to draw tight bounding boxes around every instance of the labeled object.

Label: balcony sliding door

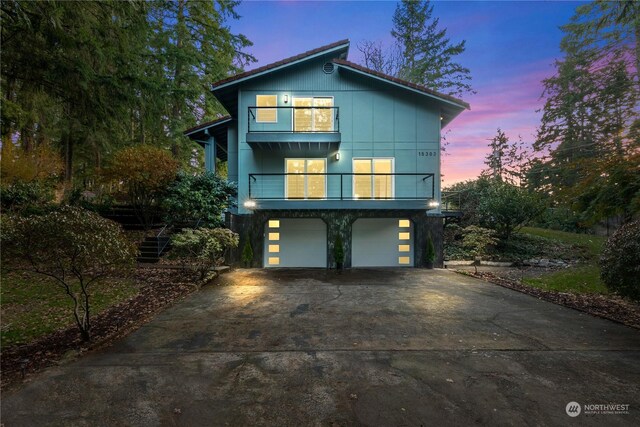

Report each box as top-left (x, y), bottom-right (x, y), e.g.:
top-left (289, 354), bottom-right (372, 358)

top-left (353, 158), bottom-right (394, 199)
top-left (286, 159), bottom-right (326, 199)
top-left (292, 97), bottom-right (333, 132)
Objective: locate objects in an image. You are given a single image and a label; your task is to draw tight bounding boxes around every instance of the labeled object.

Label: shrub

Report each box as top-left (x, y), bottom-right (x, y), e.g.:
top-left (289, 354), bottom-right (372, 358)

top-left (104, 146), bottom-right (179, 229)
top-left (333, 235), bottom-right (344, 267)
top-left (171, 228), bottom-right (239, 280)
top-left (600, 220), bottom-right (640, 300)
top-left (163, 171), bottom-right (237, 227)
top-left (0, 141), bottom-right (63, 184)
top-left (424, 233), bottom-right (436, 266)
top-left (478, 180), bottom-right (545, 240)
top-left (0, 180), bottom-right (54, 212)
top-left (1, 207), bottom-right (137, 341)
top-left (241, 239), bottom-right (254, 267)
top-left (462, 225), bottom-right (498, 258)
top-left (0, 142), bottom-right (62, 213)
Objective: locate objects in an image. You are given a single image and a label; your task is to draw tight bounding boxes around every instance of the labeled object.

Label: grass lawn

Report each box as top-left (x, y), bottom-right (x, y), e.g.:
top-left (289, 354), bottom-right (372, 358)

top-left (1, 272), bottom-right (139, 347)
top-left (519, 227), bottom-right (607, 295)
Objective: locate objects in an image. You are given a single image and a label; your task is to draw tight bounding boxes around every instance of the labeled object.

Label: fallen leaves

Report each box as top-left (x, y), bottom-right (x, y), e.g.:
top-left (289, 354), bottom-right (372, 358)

top-left (463, 271), bottom-right (640, 329)
top-left (1, 267), bottom-right (203, 390)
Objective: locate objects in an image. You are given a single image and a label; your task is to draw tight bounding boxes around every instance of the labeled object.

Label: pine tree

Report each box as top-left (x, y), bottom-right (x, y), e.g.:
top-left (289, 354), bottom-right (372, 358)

top-left (531, 1), bottom-right (639, 223)
top-left (391, 0), bottom-right (473, 97)
top-left (483, 129), bottom-right (525, 185)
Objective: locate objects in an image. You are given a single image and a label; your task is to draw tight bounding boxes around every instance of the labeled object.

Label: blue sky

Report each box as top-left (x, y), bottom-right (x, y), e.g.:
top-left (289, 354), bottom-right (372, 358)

top-left (230, 0), bottom-right (586, 184)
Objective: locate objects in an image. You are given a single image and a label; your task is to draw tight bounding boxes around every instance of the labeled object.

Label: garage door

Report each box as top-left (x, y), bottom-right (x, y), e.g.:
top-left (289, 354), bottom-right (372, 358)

top-left (352, 218), bottom-right (413, 267)
top-left (264, 218), bottom-right (327, 267)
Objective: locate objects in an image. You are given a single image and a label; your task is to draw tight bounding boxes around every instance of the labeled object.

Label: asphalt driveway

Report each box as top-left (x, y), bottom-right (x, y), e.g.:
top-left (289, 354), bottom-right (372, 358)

top-left (3, 268), bottom-right (640, 426)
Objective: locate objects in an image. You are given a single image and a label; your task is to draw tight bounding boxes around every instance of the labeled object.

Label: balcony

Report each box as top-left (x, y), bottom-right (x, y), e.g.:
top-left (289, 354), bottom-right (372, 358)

top-left (246, 172), bottom-right (436, 210)
top-left (246, 106), bottom-right (341, 150)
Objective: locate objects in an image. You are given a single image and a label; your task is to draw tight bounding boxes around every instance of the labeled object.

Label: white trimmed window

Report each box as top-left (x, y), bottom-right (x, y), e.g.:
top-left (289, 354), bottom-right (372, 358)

top-left (353, 158), bottom-right (394, 199)
top-left (286, 158), bottom-right (326, 199)
top-left (256, 95), bottom-right (277, 123)
top-left (292, 97), bottom-right (333, 132)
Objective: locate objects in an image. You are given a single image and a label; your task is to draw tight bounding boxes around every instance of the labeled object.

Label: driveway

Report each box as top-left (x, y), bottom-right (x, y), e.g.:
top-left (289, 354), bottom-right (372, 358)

top-left (3, 269), bottom-right (640, 426)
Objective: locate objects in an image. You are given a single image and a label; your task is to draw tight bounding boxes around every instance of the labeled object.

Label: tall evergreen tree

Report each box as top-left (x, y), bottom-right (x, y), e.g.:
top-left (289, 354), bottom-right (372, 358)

top-left (482, 128), bottom-right (525, 185)
top-left (1, 0), bottom-right (254, 184)
top-left (391, 0), bottom-right (473, 97)
top-left (531, 1), bottom-right (639, 223)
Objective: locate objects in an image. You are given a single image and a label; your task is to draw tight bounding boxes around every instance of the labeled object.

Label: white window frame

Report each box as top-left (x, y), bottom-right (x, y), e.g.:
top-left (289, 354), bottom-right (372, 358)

top-left (284, 158), bottom-right (328, 200)
top-left (291, 96), bottom-right (334, 132)
top-left (256, 94), bottom-right (278, 123)
top-left (352, 157), bottom-right (395, 200)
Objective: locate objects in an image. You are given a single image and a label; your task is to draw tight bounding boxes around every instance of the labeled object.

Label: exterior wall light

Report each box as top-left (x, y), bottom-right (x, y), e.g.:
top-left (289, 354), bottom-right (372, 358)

top-left (335, 152), bottom-right (340, 161)
top-left (244, 199), bottom-right (257, 209)
top-left (283, 94), bottom-right (289, 103)
top-left (428, 200), bottom-right (440, 208)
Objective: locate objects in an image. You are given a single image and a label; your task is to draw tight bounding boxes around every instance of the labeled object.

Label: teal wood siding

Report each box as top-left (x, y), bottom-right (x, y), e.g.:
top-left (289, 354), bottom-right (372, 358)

top-left (236, 57), bottom-right (442, 214)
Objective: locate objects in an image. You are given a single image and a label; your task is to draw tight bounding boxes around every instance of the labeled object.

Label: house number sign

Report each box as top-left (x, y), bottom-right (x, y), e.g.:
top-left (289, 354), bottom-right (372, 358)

top-left (418, 150), bottom-right (438, 157)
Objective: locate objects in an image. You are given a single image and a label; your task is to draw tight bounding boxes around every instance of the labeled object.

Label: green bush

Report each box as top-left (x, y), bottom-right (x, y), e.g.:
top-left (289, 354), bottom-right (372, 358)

top-left (171, 228), bottom-right (239, 280)
top-left (333, 235), bottom-right (344, 266)
top-left (1, 206), bottom-right (137, 341)
top-left (478, 180), bottom-right (545, 240)
top-left (600, 220), bottom-right (640, 300)
top-left (241, 239), bottom-right (254, 267)
top-left (424, 233), bottom-right (435, 265)
top-left (163, 171), bottom-right (237, 227)
top-left (462, 226), bottom-right (498, 259)
top-left (0, 180), bottom-right (54, 213)
top-left (530, 207), bottom-right (588, 233)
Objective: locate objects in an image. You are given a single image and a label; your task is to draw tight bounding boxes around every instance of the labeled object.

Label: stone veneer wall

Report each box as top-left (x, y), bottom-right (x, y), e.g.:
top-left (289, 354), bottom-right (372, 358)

top-left (226, 210), bottom-right (443, 268)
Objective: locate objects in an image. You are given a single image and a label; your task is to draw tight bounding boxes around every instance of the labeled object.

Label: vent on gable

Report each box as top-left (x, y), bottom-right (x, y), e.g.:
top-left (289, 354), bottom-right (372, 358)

top-left (323, 62), bottom-right (335, 74)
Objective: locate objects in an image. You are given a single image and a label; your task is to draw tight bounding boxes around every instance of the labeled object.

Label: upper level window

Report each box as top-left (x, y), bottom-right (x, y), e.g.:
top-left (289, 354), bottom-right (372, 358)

top-left (292, 97), bottom-right (333, 132)
top-left (353, 158), bottom-right (394, 199)
top-left (256, 95), bottom-right (277, 123)
top-left (286, 159), bottom-right (326, 199)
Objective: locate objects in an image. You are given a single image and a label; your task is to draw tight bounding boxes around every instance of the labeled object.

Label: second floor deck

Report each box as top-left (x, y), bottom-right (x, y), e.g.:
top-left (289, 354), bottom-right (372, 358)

top-left (246, 106), bottom-right (341, 150)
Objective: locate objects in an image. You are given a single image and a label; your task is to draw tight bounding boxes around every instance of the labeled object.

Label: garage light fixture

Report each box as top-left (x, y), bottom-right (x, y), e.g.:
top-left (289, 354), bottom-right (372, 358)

top-left (428, 200), bottom-right (440, 209)
top-left (335, 152), bottom-right (340, 161)
top-left (244, 199), bottom-right (257, 209)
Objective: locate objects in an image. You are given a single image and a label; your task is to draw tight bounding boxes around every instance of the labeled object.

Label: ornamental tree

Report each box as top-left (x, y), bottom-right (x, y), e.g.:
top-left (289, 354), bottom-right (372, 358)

top-left (105, 146), bottom-right (179, 229)
top-left (1, 207), bottom-right (137, 341)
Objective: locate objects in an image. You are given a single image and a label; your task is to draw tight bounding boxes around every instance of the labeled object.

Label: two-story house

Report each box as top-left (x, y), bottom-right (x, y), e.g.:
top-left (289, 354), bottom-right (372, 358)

top-left (185, 40), bottom-right (469, 268)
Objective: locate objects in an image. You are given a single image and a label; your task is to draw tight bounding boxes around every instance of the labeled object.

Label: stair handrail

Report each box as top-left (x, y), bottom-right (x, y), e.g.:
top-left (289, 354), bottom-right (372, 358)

top-left (155, 218), bottom-right (203, 258)
top-left (156, 223), bottom-right (173, 257)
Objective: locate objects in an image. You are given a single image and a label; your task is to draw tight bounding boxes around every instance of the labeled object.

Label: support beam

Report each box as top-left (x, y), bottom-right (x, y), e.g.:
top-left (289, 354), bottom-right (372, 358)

top-left (203, 132), bottom-right (216, 174)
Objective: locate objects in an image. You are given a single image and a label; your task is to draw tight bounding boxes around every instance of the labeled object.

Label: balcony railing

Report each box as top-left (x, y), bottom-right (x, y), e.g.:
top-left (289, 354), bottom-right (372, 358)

top-left (248, 106), bottom-right (340, 133)
top-left (248, 173), bottom-right (435, 201)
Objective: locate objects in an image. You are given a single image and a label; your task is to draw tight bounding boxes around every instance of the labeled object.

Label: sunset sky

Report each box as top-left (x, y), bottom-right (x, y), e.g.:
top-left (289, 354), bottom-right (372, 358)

top-left (230, 0), bottom-right (586, 186)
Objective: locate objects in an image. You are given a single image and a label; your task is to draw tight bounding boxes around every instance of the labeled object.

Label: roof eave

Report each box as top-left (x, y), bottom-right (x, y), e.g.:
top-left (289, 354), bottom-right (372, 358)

top-left (183, 116), bottom-right (232, 137)
top-left (212, 41), bottom-right (350, 92)
top-left (334, 62), bottom-right (469, 111)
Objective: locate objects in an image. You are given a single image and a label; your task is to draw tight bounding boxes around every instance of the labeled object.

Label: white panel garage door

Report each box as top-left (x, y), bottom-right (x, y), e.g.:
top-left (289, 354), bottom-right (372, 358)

top-left (352, 218), bottom-right (413, 267)
top-left (264, 218), bottom-right (327, 267)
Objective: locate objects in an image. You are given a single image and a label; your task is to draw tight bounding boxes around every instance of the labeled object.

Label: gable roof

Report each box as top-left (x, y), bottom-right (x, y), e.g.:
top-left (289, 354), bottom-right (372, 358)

top-left (212, 39), bottom-right (350, 90)
top-left (183, 115), bottom-right (233, 162)
top-left (183, 115), bottom-right (232, 137)
top-left (333, 59), bottom-right (470, 110)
